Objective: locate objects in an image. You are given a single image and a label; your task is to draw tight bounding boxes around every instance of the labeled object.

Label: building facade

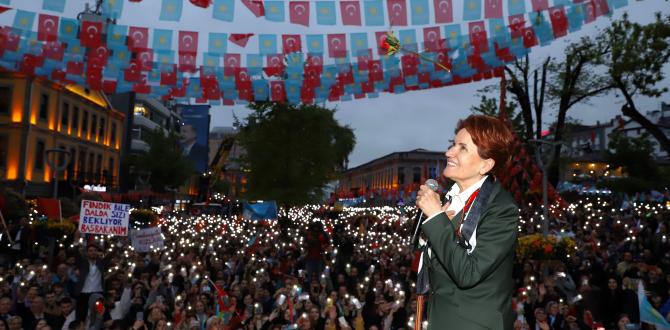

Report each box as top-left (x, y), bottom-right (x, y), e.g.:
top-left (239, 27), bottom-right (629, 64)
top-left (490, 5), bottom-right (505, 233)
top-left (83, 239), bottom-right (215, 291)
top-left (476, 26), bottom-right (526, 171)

top-left (0, 72), bottom-right (123, 196)
top-left (130, 95), bottom-right (181, 152)
top-left (337, 149), bottom-right (445, 199)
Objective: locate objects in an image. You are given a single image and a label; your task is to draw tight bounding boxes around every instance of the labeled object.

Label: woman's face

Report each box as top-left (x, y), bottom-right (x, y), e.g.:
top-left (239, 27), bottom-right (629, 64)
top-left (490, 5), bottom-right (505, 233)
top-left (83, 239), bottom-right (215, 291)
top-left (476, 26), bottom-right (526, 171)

top-left (443, 128), bottom-right (492, 188)
top-left (617, 316), bottom-right (630, 328)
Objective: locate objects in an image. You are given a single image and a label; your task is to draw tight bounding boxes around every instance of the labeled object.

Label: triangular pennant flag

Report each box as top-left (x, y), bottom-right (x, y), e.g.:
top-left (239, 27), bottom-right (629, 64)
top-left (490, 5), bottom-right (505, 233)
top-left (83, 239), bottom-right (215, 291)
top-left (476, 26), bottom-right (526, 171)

top-left (0, 6), bottom-right (11, 14)
top-left (229, 33), bottom-right (254, 47)
top-left (242, 0), bottom-right (264, 17)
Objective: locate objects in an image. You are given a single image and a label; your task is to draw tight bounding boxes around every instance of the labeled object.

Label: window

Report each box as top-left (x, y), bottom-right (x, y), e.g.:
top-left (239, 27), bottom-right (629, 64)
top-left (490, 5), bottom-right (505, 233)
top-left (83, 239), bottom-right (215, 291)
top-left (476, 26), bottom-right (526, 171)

top-left (0, 135), bottom-right (7, 173)
top-left (61, 102), bottom-right (69, 130)
top-left (72, 106), bottom-right (79, 134)
top-left (397, 167), bottom-right (405, 185)
top-left (110, 122), bottom-right (117, 146)
top-left (99, 118), bottom-right (105, 142)
top-left (88, 152), bottom-right (95, 178)
top-left (68, 147), bottom-right (76, 179)
top-left (412, 167), bottom-right (421, 184)
top-left (39, 94), bottom-right (48, 121)
top-left (91, 114), bottom-right (97, 139)
top-left (0, 86), bottom-right (11, 115)
top-left (35, 140), bottom-right (45, 171)
top-left (108, 157), bottom-right (114, 178)
top-left (429, 166), bottom-right (437, 179)
top-left (78, 150), bottom-right (86, 179)
top-left (96, 154), bottom-right (102, 180)
top-left (82, 110), bottom-right (88, 135)
top-left (134, 104), bottom-right (148, 117)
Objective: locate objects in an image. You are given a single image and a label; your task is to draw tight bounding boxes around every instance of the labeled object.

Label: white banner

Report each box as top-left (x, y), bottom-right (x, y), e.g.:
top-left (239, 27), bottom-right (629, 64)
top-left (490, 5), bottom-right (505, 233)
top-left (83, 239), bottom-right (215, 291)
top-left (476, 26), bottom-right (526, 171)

top-left (78, 200), bottom-right (130, 236)
top-left (130, 227), bottom-right (164, 252)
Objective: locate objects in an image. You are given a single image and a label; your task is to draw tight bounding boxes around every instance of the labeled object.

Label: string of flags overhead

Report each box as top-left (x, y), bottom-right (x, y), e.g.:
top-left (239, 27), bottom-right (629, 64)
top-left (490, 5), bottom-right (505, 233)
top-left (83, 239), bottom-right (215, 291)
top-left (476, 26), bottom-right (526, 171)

top-left (0, 0), bottom-right (629, 105)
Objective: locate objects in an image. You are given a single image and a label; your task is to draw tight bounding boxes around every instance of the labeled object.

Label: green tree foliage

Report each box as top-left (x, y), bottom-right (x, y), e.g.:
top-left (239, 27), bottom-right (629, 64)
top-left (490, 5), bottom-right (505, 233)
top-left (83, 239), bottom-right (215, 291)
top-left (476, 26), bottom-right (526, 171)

top-left (470, 95), bottom-right (524, 136)
top-left (599, 13), bottom-right (670, 157)
top-left (237, 102), bottom-right (355, 206)
top-left (602, 133), bottom-right (666, 193)
top-left (128, 129), bottom-right (194, 192)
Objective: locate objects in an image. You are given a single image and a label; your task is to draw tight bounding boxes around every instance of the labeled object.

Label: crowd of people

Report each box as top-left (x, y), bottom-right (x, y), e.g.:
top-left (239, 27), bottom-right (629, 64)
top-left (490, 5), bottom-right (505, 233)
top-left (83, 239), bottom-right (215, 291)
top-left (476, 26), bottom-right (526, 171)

top-left (0, 196), bottom-right (668, 330)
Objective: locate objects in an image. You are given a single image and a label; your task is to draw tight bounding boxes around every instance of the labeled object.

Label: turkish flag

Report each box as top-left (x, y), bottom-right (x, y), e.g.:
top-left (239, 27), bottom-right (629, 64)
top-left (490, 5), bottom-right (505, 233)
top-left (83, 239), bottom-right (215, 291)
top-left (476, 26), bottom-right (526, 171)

top-left (0, 6), bottom-right (11, 14)
top-left (66, 61), bottom-right (84, 75)
top-left (469, 21), bottom-right (489, 53)
top-left (301, 87), bottom-right (314, 104)
top-left (18, 55), bottom-right (38, 76)
top-left (224, 54), bottom-right (241, 76)
top-left (128, 26), bottom-right (149, 51)
top-left (549, 6), bottom-right (568, 38)
top-left (387, 0), bottom-right (408, 26)
top-left (374, 31), bottom-right (389, 55)
top-left (508, 14), bottom-right (526, 39)
top-left (0, 27), bottom-right (20, 52)
top-left (229, 34), bottom-right (254, 48)
top-left (178, 31), bottom-right (199, 54)
top-left (522, 27), bottom-right (538, 48)
top-left (102, 80), bottom-right (117, 94)
top-left (241, 0), bottom-right (265, 17)
top-left (42, 41), bottom-right (64, 61)
top-left (584, 1), bottom-right (596, 23)
top-left (484, 0), bottom-right (502, 19)
top-left (80, 20), bottom-right (102, 48)
top-left (136, 49), bottom-right (153, 71)
top-left (594, 0), bottom-right (609, 17)
top-left (133, 81), bottom-right (151, 95)
top-left (494, 43), bottom-right (514, 62)
top-left (282, 34), bottom-right (302, 54)
top-left (189, 0), bottom-right (212, 8)
top-left (124, 61), bottom-right (142, 82)
top-left (303, 69), bottom-right (320, 88)
top-left (340, 1), bottom-right (361, 26)
top-left (289, 1), bottom-right (310, 27)
top-left (235, 68), bottom-right (251, 90)
top-left (170, 84), bottom-right (187, 98)
top-left (306, 54), bottom-right (323, 71)
top-left (327, 34), bottom-right (347, 58)
top-left (433, 0), bottom-right (452, 23)
top-left (161, 67), bottom-right (178, 86)
top-left (37, 14), bottom-right (59, 42)
top-left (338, 70), bottom-right (354, 85)
top-left (369, 60), bottom-right (383, 80)
top-left (264, 54), bottom-right (284, 77)
top-left (401, 54), bottom-right (418, 76)
top-left (434, 49), bottom-right (452, 71)
top-left (423, 27), bottom-right (442, 51)
top-left (530, 0), bottom-right (549, 11)
top-left (87, 45), bottom-right (109, 69)
top-left (178, 53), bottom-right (197, 72)
top-left (270, 81), bottom-right (285, 101)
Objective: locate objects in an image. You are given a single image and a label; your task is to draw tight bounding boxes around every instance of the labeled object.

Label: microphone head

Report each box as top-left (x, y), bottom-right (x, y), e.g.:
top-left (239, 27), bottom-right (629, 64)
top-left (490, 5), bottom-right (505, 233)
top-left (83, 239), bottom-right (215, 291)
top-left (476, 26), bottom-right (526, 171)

top-left (425, 179), bottom-right (440, 192)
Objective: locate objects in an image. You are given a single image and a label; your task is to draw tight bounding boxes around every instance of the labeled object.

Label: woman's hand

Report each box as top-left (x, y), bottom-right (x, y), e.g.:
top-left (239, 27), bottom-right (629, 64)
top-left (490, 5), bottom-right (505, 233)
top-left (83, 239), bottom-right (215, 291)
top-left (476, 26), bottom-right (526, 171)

top-left (416, 185), bottom-right (443, 218)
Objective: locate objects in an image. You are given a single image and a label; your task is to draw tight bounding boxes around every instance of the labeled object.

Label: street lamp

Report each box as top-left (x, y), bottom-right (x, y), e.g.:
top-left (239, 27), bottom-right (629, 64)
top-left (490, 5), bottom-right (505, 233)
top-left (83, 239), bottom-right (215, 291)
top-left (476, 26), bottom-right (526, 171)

top-left (45, 149), bottom-right (71, 199)
top-left (528, 139), bottom-right (568, 236)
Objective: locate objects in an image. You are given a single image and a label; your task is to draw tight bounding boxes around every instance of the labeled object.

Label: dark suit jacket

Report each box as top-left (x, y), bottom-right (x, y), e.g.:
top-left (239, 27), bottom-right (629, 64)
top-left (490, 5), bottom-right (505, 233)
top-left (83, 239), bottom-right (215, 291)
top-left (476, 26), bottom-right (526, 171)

top-left (73, 249), bottom-right (112, 296)
top-left (421, 181), bottom-right (518, 330)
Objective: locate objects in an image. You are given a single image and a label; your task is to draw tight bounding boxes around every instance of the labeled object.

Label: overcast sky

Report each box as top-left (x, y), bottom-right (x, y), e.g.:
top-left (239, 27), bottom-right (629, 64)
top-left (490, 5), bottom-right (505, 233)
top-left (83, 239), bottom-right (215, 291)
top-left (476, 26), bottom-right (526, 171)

top-left (1, 0), bottom-right (668, 167)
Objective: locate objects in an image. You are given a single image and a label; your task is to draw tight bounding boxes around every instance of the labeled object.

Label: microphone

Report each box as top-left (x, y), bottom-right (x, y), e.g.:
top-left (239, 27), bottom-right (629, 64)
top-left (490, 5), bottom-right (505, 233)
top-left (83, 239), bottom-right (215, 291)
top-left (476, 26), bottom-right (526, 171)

top-left (410, 179), bottom-right (440, 247)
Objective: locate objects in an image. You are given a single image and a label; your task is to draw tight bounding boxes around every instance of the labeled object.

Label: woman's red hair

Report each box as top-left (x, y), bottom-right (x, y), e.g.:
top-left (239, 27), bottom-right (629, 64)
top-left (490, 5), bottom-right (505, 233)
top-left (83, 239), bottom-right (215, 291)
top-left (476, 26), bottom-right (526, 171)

top-left (455, 115), bottom-right (514, 177)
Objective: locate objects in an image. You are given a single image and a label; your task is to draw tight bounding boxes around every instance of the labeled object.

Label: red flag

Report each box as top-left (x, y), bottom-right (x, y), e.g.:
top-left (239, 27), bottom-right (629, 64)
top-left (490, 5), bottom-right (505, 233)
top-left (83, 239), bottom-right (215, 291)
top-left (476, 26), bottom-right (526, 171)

top-left (80, 20), bottom-right (102, 48)
top-left (0, 27), bottom-right (20, 52)
top-left (270, 81), bottom-right (286, 101)
top-left (224, 54), bottom-right (241, 75)
top-left (484, 0), bottom-right (502, 19)
top-left (433, 0), bottom-right (452, 23)
top-left (124, 61), bottom-right (142, 82)
top-left (282, 34), bottom-right (302, 54)
top-left (434, 49), bottom-right (452, 71)
top-left (327, 34), bottom-right (347, 58)
top-left (306, 54), bottom-right (323, 70)
top-left (0, 6), bottom-right (12, 14)
top-left (594, 0), bottom-right (609, 17)
top-left (235, 68), bottom-right (251, 89)
top-left (374, 31), bottom-right (389, 55)
top-left (301, 87), bottom-right (314, 103)
top-left (401, 54), bottom-right (418, 75)
top-left (37, 14), bottom-right (59, 42)
top-left (228, 33), bottom-right (254, 48)
top-left (508, 14), bottom-right (525, 39)
top-left (102, 80), bottom-right (117, 94)
top-left (423, 27), bottom-right (442, 51)
top-left (469, 21), bottom-right (489, 53)
top-left (340, 1), bottom-right (361, 26)
top-left (128, 0), bottom-right (142, 2)
top-left (128, 26), bottom-right (149, 51)
top-left (87, 45), bottom-right (109, 69)
top-left (241, 0), bottom-right (265, 17)
top-left (387, 0), bottom-right (408, 26)
top-left (584, 1), bottom-right (596, 23)
top-left (549, 6), bottom-right (568, 38)
top-left (289, 1), bottom-right (310, 27)
top-left (42, 41), bottom-right (64, 61)
top-left (161, 68), bottom-right (178, 86)
top-left (66, 61), bottom-right (84, 75)
top-left (189, 0), bottom-right (212, 8)
top-left (264, 54), bottom-right (284, 77)
top-left (178, 31), bottom-right (199, 54)
top-left (530, 0), bottom-right (549, 11)
top-left (136, 49), bottom-right (153, 71)
top-left (369, 60), bottom-right (384, 81)
top-left (178, 53), bottom-right (197, 72)
top-left (522, 27), bottom-right (538, 48)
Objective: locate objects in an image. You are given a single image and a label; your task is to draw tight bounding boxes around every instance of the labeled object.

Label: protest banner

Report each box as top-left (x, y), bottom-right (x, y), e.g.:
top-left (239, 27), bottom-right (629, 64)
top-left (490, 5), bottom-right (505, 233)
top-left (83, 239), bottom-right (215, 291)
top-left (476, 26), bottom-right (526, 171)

top-left (130, 227), bottom-right (165, 252)
top-left (78, 200), bottom-right (130, 236)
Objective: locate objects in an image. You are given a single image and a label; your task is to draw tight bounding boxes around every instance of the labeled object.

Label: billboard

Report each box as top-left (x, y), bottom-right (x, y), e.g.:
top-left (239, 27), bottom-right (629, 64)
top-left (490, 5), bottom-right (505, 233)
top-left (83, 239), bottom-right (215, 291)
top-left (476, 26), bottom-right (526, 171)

top-left (179, 105), bottom-right (211, 173)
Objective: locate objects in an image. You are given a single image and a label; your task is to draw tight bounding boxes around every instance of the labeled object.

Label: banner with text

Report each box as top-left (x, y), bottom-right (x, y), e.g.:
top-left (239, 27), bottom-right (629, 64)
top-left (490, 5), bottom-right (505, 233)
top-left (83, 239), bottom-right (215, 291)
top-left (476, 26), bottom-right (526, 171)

top-left (130, 227), bottom-right (165, 252)
top-left (78, 200), bottom-right (130, 236)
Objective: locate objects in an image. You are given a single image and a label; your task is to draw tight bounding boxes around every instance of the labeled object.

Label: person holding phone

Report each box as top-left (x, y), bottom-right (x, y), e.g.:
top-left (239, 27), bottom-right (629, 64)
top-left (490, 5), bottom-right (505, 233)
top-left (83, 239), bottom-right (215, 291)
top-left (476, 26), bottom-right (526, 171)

top-left (416, 115), bottom-right (518, 330)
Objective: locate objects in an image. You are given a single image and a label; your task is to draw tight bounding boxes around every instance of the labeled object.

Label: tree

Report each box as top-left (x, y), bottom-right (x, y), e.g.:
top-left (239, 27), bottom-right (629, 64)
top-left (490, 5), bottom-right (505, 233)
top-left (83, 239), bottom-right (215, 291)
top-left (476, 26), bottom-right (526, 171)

top-left (128, 129), bottom-right (194, 192)
top-left (599, 13), bottom-right (670, 158)
top-left (602, 133), bottom-right (666, 194)
top-left (470, 94), bottom-right (524, 137)
top-left (237, 102), bottom-right (355, 206)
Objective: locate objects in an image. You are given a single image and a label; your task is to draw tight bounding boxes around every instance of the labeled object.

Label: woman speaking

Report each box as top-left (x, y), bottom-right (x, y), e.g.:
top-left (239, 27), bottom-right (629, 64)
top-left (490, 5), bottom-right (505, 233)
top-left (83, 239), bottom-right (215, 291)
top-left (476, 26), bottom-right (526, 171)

top-left (416, 115), bottom-right (518, 330)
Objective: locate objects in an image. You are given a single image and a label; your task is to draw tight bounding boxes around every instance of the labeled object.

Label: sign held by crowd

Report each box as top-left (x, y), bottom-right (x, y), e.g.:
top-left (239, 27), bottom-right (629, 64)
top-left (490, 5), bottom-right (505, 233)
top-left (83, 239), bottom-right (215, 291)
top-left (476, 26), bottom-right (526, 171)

top-left (78, 200), bottom-right (130, 236)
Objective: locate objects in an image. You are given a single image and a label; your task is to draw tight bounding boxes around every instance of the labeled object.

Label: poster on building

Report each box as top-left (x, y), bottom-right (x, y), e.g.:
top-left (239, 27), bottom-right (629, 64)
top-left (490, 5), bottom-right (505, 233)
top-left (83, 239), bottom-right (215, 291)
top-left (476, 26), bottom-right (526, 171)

top-left (178, 105), bottom-right (211, 173)
top-left (78, 200), bottom-right (130, 236)
top-left (130, 227), bottom-right (164, 252)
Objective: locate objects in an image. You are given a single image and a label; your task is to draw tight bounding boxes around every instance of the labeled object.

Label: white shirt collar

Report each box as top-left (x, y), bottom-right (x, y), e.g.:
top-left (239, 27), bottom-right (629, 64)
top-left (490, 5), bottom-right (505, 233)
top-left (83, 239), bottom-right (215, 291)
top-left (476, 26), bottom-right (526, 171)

top-left (446, 175), bottom-right (489, 202)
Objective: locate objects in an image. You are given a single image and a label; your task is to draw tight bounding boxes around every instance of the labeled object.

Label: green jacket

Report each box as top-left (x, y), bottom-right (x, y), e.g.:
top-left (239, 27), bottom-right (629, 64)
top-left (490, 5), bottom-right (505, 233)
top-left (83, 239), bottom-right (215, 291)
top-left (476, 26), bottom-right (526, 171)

top-left (421, 181), bottom-right (518, 330)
